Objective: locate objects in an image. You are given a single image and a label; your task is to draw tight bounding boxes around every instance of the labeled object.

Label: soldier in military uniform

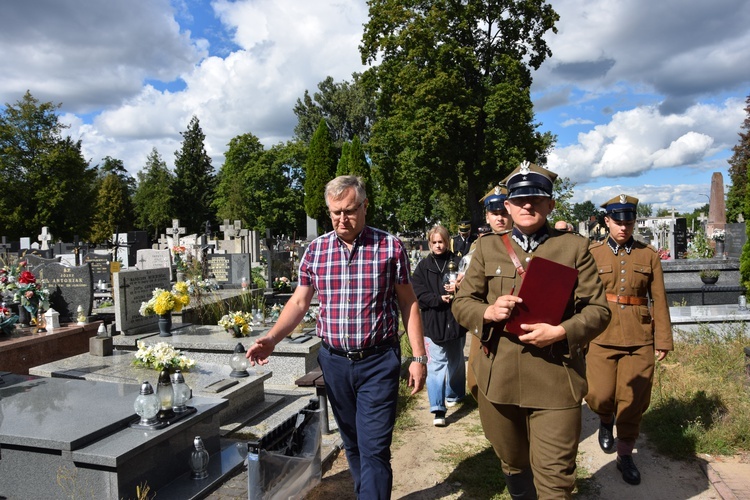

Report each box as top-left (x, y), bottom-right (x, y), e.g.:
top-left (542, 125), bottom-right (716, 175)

top-left (451, 220), bottom-right (474, 259)
top-left (586, 195), bottom-right (673, 486)
top-left (452, 162), bottom-right (610, 499)
top-left (463, 185), bottom-right (513, 401)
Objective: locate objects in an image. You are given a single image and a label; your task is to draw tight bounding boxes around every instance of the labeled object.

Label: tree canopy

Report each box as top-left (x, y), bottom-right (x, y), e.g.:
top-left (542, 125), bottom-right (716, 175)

top-left (727, 94), bottom-right (750, 224)
top-left (133, 148), bottom-right (174, 240)
top-left (173, 116), bottom-right (217, 234)
top-left (360, 0), bottom-right (558, 231)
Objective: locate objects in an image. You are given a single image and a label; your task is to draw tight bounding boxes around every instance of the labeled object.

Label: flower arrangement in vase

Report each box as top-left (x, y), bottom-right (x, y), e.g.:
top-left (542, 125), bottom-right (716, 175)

top-left (138, 281), bottom-right (191, 317)
top-left (132, 340), bottom-right (196, 371)
top-left (13, 270), bottom-right (50, 321)
top-left (218, 311), bottom-right (254, 337)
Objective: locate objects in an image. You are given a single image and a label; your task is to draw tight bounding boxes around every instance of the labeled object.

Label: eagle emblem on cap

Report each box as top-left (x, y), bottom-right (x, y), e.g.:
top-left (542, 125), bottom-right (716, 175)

top-left (494, 186), bottom-right (501, 195)
top-left (619, 194), bottom-right (627, 204)
top-left (519, 160), bottom-right (531, 175)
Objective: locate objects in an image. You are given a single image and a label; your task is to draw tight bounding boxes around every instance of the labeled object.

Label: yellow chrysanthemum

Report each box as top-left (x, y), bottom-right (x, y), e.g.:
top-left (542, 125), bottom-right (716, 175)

top-left (153, 291), bottom-right (175, 315)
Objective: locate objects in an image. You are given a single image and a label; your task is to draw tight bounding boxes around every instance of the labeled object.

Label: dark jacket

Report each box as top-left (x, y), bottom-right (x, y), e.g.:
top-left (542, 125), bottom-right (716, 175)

top-left (412, 252), bottom-right (465, 344)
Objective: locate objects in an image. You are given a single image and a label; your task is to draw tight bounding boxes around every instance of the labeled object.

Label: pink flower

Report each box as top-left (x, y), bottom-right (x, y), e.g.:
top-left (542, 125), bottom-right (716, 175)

top-left (25, 290), bottom-right (35, 300)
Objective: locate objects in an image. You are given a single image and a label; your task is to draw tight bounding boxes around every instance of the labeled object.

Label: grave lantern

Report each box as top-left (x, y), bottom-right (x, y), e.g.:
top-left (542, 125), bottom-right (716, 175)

top-left (229, 343), bottom-right (250, 378)
top-left (157, 369), bottom-right (175, 420)
top-left (134, 381), bottom-right (160, 427)
top-left (171, 369), bottom-right (192, 413)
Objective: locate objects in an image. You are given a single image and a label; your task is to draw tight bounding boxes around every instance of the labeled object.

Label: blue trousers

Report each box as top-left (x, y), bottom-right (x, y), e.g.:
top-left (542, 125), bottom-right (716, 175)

top-left (425, 336), bottom-right (466, 413)
top-left (317, 343), bottom-right (401, 500)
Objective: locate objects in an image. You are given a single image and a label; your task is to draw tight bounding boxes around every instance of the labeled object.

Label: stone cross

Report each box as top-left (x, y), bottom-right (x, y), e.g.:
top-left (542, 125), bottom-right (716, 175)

top-left (38, 226), bottom-right (52, 250)
top-left (157, 234), bottom-right (169, 249)
top-left (167, 219), bottom-right (186, 246)
top-left (0, 236), bottom-right (10, 260)
top-left (72, 235), bottom-right (86, 266)
top-left (219, 219), bottom-right (237, 241)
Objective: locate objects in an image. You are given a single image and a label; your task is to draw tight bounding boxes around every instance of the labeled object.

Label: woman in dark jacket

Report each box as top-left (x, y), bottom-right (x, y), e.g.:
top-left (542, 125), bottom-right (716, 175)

top-left (411, 224), bottom-right (466, 426)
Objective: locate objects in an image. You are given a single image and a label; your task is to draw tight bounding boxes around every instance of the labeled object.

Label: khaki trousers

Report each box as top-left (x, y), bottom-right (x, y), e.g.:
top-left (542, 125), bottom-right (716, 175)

top-left (477, 390), bottom-right (581, 499)
top-left (585, 343), bottom-right (655, 441)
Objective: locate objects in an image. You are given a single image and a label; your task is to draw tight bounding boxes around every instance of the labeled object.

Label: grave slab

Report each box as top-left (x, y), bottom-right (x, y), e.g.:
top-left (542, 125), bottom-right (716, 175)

top-left (29, 350), bottom-right (271, 429)
top-left (0, 376), bottom-right (227, 500)
top-left (111, 324), bottom-right (321, 386)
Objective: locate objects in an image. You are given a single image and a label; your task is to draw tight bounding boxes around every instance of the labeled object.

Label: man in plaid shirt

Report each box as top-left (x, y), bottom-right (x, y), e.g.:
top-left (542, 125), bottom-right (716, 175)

top-left (247, 175), bottom-right (427, 499)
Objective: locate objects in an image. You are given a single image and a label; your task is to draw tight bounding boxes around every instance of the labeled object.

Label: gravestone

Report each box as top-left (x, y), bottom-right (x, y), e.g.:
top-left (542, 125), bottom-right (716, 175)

top-left (725, 222), bottom-right (747, 259)
top-left (113, 268), bottom-right (170, 335)
top-left (674, 218), bottom-right (688, 259)
top-left (37, 226), bottom-right (53, 250)
top-left (167, 219), bottom-right (186, 246)
top-left (707, 171), bottom-right (727, 238)
top-left (135, 248), bottom-right (173, 280)
top-left (306, 215), bottom-right (318, 241)
top-left (110, 232), bottom-right (130, 269)
top-left (36, 263), bottom-right (94, 321)
top-left (205, 254), bottom-right (252, 287)
top-left (24, 253), bottom-right (61, 272)
top-left (84, 252), bottom-right (112, 288)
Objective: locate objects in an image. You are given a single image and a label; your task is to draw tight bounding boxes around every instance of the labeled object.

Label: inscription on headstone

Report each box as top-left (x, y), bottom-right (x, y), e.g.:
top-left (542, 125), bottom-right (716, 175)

top-left (674, 218), bottom-right (688, 259)
top-left (37, 263), bottom-right (93, 321)
top-left (84, 252), bottom-right (111, 287)
top-left (113, 268), bottom-right (171, 335)
top-left (206, 255), bottom-right (231, 284)
top-left (136, 248), bottom-right (173, 280)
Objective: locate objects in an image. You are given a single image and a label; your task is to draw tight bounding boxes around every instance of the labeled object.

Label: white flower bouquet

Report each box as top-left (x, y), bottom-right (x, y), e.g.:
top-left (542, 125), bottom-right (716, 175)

top-left (132, 340), bottom-right (196, 371)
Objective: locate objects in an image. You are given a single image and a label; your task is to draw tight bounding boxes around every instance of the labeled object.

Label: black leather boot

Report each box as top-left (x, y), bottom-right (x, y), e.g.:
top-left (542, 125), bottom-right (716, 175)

top-left (504, 469), bottom-right (538, 500)
top-left (617, 454), bottom-right (641, 485)
top-left (598, 419), bottom-right (615, 453)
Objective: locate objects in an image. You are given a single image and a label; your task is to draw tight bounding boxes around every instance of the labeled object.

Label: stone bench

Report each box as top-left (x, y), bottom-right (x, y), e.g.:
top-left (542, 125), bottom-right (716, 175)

top-left (294, 366), bottom-right (330, 434)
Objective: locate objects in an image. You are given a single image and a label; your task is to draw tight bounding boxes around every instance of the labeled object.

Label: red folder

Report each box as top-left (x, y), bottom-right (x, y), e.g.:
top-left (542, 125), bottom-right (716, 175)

top-left (505, 256), bottom-right (579, 336)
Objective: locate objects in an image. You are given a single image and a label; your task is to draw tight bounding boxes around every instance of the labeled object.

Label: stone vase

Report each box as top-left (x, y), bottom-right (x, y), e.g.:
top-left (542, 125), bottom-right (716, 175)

top-left (714, 240), bottom-right (725, 257)
top-left (701, 276), bottom-right (719, 285)
top-left (158, 312), bottom-right (172, 337)
top-left (17, 306), bottom-right (31, 327)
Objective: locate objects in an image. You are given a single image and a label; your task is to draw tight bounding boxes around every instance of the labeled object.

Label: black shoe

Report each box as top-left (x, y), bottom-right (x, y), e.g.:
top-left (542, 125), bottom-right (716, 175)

top-left (503, 469), bottom-right (537, 500)
top-left (598, 420), bottom-right (615, 453)
top-left (616, 455), bottom-right (641, 485)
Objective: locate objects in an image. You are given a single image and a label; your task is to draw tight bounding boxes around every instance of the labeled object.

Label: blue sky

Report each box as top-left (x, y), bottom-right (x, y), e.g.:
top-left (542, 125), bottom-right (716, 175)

top-left (1, 0), bottom-right (748, 215)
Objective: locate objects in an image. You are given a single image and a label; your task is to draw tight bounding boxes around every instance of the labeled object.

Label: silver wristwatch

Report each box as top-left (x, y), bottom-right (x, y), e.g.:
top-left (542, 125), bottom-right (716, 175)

top-left (410, 355), bottom-right (428, 364)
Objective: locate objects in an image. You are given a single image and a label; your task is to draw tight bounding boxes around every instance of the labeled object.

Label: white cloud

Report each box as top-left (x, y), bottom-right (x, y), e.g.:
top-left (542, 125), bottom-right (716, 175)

top-left (549, 97), bottom-right (745, 183)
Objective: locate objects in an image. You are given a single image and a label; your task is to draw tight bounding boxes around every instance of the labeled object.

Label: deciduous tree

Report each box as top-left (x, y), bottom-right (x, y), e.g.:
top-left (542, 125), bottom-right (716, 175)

top-left (360, 0), bottom-right (558, 232)
top-left (727, 95), bottom-right (750, 224)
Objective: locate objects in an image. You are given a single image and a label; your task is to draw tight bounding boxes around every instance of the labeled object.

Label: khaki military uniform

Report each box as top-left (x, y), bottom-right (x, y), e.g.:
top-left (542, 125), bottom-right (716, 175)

top-left (586, 239), bottom-right (673, 442)
top-left (452, 227), bottom-right (610, 497)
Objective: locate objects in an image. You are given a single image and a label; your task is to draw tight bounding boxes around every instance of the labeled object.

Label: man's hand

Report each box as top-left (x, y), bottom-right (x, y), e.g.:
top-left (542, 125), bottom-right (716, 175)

top-left (245, 336), bottom-right (277, 366)
top-left (517, 323), bottom-right (566, 348)
top-left (407, 361), bottom-right (427, 395)
top-left (483, 294), bottom-right (523, 323)
top-left (656, 349), bottom-right (669, 362)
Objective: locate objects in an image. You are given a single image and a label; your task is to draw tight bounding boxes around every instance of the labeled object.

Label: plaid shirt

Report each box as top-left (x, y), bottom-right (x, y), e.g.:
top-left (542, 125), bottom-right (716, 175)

top-left (299, 225), bottom-right (411, 351)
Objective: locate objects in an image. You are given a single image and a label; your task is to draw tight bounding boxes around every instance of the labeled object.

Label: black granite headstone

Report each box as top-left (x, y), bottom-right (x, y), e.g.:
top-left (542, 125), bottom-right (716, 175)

top-left (674, 218), bottom-right (688, 259)
top-left (23, 254), bottom-right (61, 272)
top-left (84, 253), bottom-right (111, 288)
top-left (725, 222), bottom-right (746, 259)
top-left (37, 263), bottom-right (93, 320)
top-left (206, 254), bottom-right (232, 285)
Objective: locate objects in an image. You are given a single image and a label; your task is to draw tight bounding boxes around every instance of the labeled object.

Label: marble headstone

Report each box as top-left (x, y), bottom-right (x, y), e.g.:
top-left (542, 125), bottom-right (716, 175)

top-left (135, 248), bottom-right (173, 280)
top-left (113, 268), bottom-right (170, 335)
top-left (36, 262), bottom-right (94, 320)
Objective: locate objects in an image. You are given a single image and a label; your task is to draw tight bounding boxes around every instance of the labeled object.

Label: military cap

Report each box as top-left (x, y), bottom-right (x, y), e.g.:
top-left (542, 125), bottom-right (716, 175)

top-left (480, 185), bottom-right (508, 212)
top-left (503, 161), bottom-right (558, 199)
top-left (601, 194), bottom-right (638, 221)
top-left (458, 220), bottom-right (471, 232)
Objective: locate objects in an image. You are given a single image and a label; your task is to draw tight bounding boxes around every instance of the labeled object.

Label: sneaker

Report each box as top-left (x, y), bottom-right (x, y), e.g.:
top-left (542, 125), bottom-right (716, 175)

top-left (433, 411), bottom-right (446, 427)
top-left (445, 400), bottom-right (459, 408)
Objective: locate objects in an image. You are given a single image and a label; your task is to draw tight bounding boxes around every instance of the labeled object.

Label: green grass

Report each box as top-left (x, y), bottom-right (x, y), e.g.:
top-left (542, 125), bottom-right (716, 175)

top-left (643, 323), bottom-right (750, 458)
top-left (389, 323), bottom-right (750, 497)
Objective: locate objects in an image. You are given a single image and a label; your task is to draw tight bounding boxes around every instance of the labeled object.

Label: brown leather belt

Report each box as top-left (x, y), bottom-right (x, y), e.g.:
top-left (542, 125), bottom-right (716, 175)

top-left (606, 293), bottom-right (648, 306)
